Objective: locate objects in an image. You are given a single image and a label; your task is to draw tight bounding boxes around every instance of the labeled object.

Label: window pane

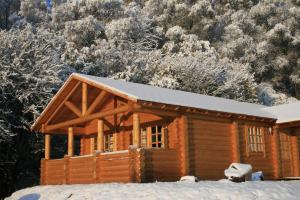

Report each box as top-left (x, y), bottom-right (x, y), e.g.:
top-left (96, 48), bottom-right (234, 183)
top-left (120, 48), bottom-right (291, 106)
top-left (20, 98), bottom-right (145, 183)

top-left (152, 135), bottom-right (156, 142)
top-left (158, 134), bottom-right (161, 142)
top-left (151, 126), bottom-right (156, 133)
top-left (157, 126), bottom-right (162, 133)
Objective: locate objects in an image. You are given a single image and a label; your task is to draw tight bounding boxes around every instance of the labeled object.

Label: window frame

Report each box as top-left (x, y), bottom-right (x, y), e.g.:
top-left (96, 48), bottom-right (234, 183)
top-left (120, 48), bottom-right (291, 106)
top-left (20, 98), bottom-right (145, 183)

top-left (140, 124), bottom-right (168, 149)
top-left (279, 133), bottom-right (291, 160)
top-left (245, 126), bottom-right (266, 157)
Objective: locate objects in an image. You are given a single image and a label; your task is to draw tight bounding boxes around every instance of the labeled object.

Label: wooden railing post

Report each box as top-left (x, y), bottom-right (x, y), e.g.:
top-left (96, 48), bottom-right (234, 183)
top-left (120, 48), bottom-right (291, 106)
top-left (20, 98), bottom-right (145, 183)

top-left (133, 113), bottom-right (141, 148)
top-left (97, 119), bottom-right (104, 152)
top-left (68, 127), bottom-right (74, 157)
top-left (129, 147), bottom-right (145, 183)
top-left (64, 156), bottom-right (70, 184)
top-left (40, 158), bottom-right (46, 185)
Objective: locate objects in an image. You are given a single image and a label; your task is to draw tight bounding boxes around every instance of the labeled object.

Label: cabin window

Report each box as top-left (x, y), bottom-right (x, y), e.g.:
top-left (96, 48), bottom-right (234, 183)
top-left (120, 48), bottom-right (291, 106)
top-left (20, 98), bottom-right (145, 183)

top-left (280, 133), bottom-right (291, 160)
top-left (139, 125), bottom-right (167, 148)
top-left (151, 125), bottom-right (168, 148)
top-left (246, 127), bottom-right (265, 153)
top-left (104, 134), bottom-right (114, 152)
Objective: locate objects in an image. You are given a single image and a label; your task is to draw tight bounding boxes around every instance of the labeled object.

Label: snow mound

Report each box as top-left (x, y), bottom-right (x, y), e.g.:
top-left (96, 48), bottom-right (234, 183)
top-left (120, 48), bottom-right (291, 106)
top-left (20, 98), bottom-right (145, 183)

top-left (179, 176), bottom-right (199, 182)
top-left (225, 163), bottom-right (252, 181)
top-left (6, 181), bottom-right (300, 200)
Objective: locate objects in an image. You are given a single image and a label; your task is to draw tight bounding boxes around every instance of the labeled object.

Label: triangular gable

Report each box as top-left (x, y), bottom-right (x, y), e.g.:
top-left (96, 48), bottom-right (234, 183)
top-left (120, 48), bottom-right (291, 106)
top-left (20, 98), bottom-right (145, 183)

top-left (31, 74), bottom-right (137, 131)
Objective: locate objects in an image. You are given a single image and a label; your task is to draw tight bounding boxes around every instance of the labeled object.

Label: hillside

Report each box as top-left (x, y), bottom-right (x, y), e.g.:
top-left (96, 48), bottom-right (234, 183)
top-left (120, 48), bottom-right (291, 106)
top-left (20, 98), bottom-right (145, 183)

top-left (6, 180), bottom-right (300, 200)
top-left (0, 0), bottom-right (300, 198)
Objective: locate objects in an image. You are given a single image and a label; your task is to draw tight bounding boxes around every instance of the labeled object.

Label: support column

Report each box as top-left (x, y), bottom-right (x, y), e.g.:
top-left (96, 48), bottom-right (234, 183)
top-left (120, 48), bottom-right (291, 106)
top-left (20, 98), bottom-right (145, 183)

top-left (291, 135), bottom-right (300, 177)
top-left (271, 126), bottom-right (282, 179)
top-left (45, 134), bottom-right (51, 160)
top-left (231, 121), bottom-right (241, 163)
top-left (180, 115), bottom-right (190, 176)
top-left (68, 127), bottom-right (74, 157)
top-left (82, 82), bottom-right (87, 116)
top-left (97, 119), bottom-right (104, 152)
top-left (133, 113), bottom-right (141, 148)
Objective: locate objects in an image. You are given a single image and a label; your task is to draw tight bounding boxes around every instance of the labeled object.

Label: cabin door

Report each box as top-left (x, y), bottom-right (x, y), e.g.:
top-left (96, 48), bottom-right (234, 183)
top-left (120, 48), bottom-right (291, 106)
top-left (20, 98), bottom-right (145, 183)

top-left (279, 132), bottom-right (293, 177)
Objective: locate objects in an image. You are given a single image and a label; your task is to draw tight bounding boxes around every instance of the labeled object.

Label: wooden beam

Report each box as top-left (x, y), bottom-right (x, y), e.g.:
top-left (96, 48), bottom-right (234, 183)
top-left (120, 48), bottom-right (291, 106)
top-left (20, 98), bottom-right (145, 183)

top-left (133, 113), bottom-right (141, 147)
top-left (44, 127), bottom-right (86, 135)
top-left (82, 82), bottom-right (88, 116)
top-left (68, 127), bottom-right (74, 157)
top-left (97, 120), bottom-right (104, 152)
top-left (46, 82), bottom-right (81, 125)
top-left (46, 105), bottom-right (129, 131)
top-left (86, 91), bottom-right (109, 115)
top-left (65, 101), bottom-right (82, 117)
top-left (45, 134), bottom-right (51, 160)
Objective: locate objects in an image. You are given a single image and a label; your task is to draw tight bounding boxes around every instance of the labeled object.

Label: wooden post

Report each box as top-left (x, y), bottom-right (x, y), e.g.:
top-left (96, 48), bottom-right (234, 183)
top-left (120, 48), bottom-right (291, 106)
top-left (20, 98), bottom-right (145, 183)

top-left (97, 119), bottom-right (104, 152)
top-left (68, 127), bottom-right (74, 157)
top-left (113, 133), bottom-right (118, 151)
top-left (90, 136), bottom-right (95, 154)
top-left (133, 113), bottom-right (141, 148)
top-left (231, 121), bottom-right (241, 163)
top-left (271, 126), bottom-right (282, 179)
top-left (45, 134), bottom-right (51, 160)
top-left (291, 135), bottom-right (300, 177)
top-left (146, 127), bottom-right (152, 148)
top-left (180, 115), bottom-right (190, 176)
top-left (82, 82), bottom-right (88, 116)
top-left (40, 159), bottom-right (46, 185)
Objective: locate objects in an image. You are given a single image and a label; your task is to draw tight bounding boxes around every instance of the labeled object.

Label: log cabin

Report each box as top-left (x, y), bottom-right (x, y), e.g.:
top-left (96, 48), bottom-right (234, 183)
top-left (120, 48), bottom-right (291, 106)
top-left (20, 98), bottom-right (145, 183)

top-left (31, 73), bottom-right (300, 184)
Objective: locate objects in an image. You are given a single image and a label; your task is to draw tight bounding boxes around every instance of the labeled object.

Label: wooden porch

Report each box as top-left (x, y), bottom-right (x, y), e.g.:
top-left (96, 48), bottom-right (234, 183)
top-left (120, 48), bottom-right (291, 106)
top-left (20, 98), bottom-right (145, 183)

top-left (40, 148), bottom-right (180, 184)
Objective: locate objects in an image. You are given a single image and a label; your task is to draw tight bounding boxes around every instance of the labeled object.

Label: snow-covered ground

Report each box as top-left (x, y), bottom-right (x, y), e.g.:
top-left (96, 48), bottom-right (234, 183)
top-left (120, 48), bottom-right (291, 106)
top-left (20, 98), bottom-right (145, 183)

top-left (6, 180), bottom-right (300, 200)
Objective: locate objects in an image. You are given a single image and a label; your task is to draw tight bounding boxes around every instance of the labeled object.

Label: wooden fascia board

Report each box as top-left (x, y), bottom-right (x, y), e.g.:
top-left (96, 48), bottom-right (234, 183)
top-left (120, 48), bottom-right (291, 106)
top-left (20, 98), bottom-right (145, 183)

top-left (136, 100), bottom-right (276, 123)
top-left (277, 121), bottom-right (300, 129)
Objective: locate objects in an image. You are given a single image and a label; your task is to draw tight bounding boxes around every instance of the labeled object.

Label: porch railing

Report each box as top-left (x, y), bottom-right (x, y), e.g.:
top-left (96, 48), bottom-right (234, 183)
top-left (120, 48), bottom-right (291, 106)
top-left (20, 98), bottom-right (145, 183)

top-left (40, 148), bottom-right (180, 185)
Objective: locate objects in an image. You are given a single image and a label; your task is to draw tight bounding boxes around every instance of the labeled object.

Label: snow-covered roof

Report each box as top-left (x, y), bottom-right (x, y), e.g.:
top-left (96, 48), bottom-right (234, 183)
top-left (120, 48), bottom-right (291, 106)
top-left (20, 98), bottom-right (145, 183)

top-left (263, 102), bottom-right (300, 124)
top-left (74, 73), bottom-right (276, 119)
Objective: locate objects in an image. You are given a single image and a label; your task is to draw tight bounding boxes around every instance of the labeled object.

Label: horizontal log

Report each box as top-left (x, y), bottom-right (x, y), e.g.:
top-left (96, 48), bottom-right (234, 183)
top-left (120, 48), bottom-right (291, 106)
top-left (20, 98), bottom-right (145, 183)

top-left (46, 105), bottom-right (129, 131)
top-left (97, 164), bottom-right (130, 171)
top-left (69, 174), bottom-right (95, 180)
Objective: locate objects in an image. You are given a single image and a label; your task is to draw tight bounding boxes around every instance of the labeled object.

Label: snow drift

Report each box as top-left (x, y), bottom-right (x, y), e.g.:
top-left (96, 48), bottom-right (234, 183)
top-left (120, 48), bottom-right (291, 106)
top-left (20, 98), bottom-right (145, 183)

top-left (6, 181), bottom-right (300, 200)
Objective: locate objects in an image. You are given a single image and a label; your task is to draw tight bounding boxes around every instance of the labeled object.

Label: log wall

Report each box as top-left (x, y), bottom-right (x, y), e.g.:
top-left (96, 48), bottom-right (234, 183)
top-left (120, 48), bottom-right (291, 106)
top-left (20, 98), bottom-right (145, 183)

top-left (144, 148), bottom-right (180, 182)
top-left (188, 117), bottom-right (233, 180)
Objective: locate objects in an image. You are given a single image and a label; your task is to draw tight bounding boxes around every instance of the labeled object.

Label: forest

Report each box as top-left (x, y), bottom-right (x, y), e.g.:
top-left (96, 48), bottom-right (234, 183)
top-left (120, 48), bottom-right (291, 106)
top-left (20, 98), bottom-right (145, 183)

top-left (0, 0), bottom-right (299, 198)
